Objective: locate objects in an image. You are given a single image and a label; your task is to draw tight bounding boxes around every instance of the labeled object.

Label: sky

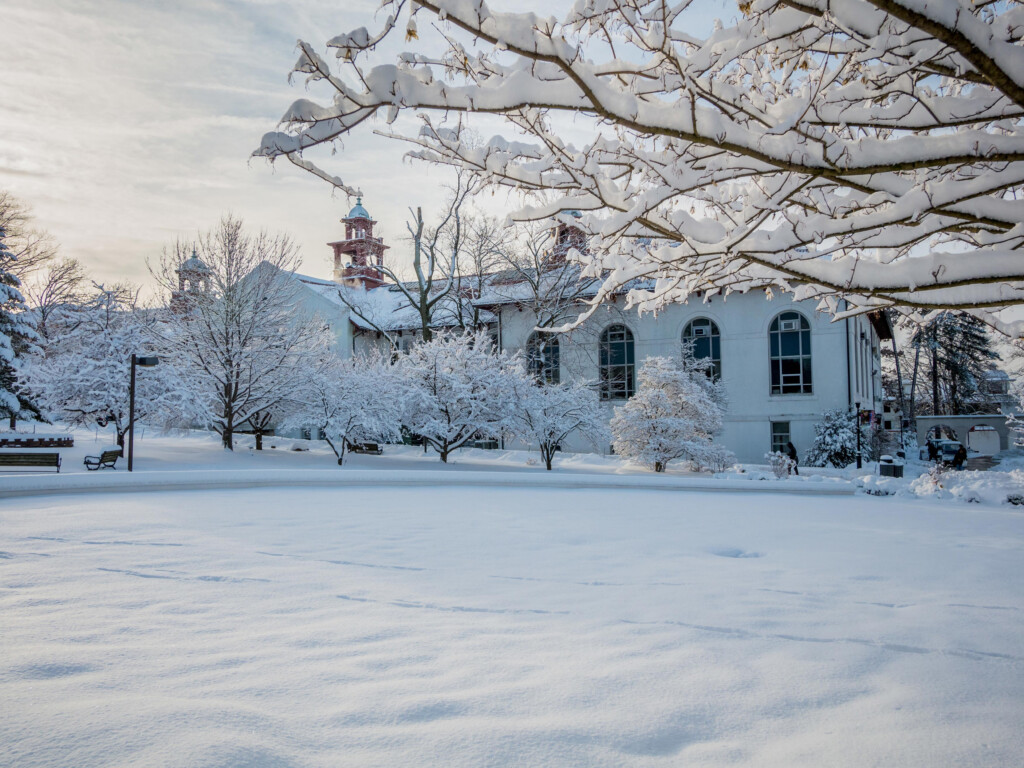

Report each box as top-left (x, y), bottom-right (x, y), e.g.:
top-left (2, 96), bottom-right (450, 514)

top-left (0, 0), bottom-right (733, 293)
top-left (0, 0), bottom-right (483, 288)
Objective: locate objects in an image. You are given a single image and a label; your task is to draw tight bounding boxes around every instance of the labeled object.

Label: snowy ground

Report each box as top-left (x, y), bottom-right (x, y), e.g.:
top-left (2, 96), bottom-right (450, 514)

top-left (2, 485), bottom-right (1023, 767)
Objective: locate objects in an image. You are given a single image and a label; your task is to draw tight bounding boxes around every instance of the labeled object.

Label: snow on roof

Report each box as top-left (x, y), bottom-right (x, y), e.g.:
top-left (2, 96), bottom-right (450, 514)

top-left (178, 250), bottom-right (211, 273)
top-left (984, 368), bottom-right (1010, 381)
top-left (289, 270), bottom-right (494, 331)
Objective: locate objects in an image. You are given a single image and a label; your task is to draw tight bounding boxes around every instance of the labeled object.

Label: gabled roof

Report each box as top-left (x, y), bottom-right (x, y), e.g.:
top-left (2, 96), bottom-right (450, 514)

top-left (288, 270), bottom-right (494, 332)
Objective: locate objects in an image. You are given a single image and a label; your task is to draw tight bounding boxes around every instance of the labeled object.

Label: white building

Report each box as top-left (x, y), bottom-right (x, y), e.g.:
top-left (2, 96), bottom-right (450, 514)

top-left (283, 200), bottom-right (889, 463)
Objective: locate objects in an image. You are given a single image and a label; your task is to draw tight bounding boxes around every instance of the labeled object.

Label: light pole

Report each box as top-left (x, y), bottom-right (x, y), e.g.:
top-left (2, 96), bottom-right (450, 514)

top-left (128, 354), bottom-right (159, 471)
top-left (855, 400), bottom-right (862, 469)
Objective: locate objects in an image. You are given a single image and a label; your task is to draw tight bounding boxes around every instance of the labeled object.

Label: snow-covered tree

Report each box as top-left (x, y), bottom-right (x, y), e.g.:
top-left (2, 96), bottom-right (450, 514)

top-left (0, 225), bottom-right (41, 429)
top-left (284, 349), bottom-right (403, 464)
top-left (398, 330), bottom-right (523, 462)
top-left (909, 312), bottom-right (1000, 415)
top-left (806, 408), bottom-right (862, 468)
top-left (153, 216), bottom-right (332, 450)
top-left (610, 356), bottom-right (724, 472)
top-left (258, 0), bottom-right (1024, 334)
top-left (510, 377), bottom-right (609, 470)
top-left (24, 287), bottom-right (200, 446)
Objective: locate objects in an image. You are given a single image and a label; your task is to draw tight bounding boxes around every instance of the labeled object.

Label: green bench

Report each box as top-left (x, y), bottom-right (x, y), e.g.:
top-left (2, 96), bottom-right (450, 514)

top-left (0, 452), bottom-right (62, 472)
top-left (84, 449), bottom-right (121, 471)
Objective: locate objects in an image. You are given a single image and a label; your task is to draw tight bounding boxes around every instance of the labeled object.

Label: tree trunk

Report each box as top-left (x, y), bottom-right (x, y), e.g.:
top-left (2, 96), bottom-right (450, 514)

top-left (255, 432), bottom-right (263, 451)
top-left (8, 414), bottom-right (15, 430)
top-left (931, 329), bottom-right (940, 416)
top-left (655, 461), bottom-right (665, 473)
top-left (541, 444), bottom-right (555, 470)
top-left (222, 384), bottom-right (234, 450)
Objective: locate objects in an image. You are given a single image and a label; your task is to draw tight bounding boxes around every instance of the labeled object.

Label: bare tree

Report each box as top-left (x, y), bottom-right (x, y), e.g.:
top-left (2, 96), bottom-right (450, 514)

top-left (0, 191), bottom-right (59, 281)
top-left (258, 0), bottom-right (1024, 335)
top-left (23, 258), bottom-right (90, 342)
top-left (152, 216), bottom-right (333, 450)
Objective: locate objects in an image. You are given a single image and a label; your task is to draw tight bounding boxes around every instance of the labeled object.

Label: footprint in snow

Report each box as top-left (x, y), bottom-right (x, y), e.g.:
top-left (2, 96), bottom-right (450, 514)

top-left (710, 548), bottom-right (763, 559)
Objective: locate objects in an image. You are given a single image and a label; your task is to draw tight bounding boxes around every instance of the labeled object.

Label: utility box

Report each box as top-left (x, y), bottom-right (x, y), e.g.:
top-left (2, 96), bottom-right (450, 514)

top-left (879, 456), bottom-right (904, 478)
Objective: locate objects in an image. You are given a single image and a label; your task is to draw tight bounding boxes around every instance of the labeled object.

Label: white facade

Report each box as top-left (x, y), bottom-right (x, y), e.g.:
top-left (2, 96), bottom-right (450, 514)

top-left (285, 266), bottom-right (886, 463)
top-left (490, 292), bottom-right (885, 463)
top-left (281, 203), bottom-right (887, 464)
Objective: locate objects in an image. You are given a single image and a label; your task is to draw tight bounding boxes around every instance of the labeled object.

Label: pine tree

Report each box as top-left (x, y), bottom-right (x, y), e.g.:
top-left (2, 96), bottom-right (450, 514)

top-left (910, 312), bottom-right (999, 415)
top-left (0, 226), bottom-right (41, 429)
top-left (806, 409), bottom-right (863, 468)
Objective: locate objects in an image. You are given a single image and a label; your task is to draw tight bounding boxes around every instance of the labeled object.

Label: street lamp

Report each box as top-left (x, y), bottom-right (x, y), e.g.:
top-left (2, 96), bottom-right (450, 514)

top-left (128, 354), bottom-right (159, 472)
top-left (855, 400), bottom-right (862, 469)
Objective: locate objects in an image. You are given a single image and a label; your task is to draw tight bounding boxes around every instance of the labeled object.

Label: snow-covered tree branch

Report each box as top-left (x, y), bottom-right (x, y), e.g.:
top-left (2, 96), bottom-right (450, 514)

top-left (258, 0), bottom-right (1024, 335)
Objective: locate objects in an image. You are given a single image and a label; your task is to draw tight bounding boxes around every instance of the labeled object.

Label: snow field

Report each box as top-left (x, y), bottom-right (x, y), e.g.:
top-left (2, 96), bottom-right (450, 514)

top-left (2, 486), bottom-right (1023, 767)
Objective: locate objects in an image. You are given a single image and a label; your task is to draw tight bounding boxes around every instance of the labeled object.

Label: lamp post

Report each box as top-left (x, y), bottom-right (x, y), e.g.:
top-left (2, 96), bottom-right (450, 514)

top-left (855, 400), bottom-right (862, 469)
top-left (128, 354), bottom-right (159, 472)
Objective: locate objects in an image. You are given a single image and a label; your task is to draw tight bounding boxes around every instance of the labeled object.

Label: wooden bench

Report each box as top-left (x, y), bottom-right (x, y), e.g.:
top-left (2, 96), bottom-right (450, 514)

top-left (348, 442), bottom-right (383, 455)
top-left (0, 452), bottom-right (62, 472)
top-left (84, 449), bottom-right (121, 471)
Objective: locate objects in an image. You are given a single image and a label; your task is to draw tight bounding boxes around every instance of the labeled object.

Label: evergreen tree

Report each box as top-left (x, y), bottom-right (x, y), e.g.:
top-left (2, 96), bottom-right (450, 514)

top-left (0, 226), bottom-right (41, 429)
top-left (910, 312), bottom-right (999, 416)
top-left (806, 409), bottom-right (864, 468)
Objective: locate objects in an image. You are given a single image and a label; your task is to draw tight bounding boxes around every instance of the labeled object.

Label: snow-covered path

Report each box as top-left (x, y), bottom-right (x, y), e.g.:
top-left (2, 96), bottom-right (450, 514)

top-left (2, 487), bottom-right (1022, 767)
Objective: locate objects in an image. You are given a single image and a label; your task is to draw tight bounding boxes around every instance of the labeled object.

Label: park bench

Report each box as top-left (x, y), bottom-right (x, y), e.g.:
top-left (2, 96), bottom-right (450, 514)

top-left (83, 449), bottom-right (122, 471)
top-left (0, 452), bottom-right (62, 472)
top-left (348, 442), bottom-right (383, 455)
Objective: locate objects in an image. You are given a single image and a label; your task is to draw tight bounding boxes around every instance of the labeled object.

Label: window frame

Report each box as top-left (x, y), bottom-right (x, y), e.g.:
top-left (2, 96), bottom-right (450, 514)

top-left (769, 311), bottom-right (812, 395)
top-left (599, 324), bottom-right (636, 401)
top-left (682, 317), bottom-right (722, 380)
top-left (526, 331), bottom-right (560, 385)
top-left (771, 421), bottom-right (790, 454)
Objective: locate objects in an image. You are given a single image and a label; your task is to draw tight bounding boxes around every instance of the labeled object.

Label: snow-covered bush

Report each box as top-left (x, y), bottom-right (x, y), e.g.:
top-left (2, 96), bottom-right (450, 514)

top-left (510, 378), bottom-right (608, 471)
top-left (611, 356), bottom-right (724, 472)
top-left (765, 452), bottom-right (795, 479)
top-left (806, 409), bottom-right (860, 468)
top-left (691, 444), bottom-right (736, 474)
top-left (283, 348), bottom-right (403, 464)
top-left (398, 330), bottom-right (523, 463)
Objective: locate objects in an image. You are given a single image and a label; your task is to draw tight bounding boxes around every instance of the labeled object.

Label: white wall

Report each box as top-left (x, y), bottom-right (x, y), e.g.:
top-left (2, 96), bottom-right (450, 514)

top-left (498, 293), bottom-right (869, 464)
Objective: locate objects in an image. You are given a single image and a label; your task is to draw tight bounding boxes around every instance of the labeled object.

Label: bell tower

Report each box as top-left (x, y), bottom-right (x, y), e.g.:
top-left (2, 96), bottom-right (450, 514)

top-left (170, 249), bottom-right (212, 312)
top-left (550, 210), bottom-right (588, 265)
top-left (329, 196), bottom-right (389, 289)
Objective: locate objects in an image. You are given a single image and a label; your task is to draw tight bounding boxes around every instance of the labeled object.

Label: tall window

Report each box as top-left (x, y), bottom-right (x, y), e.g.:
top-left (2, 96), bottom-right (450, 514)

top-left (526, 332), bottom-right (560, 384)
top-left (683, 318), bottom-right (721, 379)
top-left (771, 421), bottom-right (790, 454)
top-left (599, 324), bottom-right (635, 400)
top-left (769, 312), bottom-right (812, 394)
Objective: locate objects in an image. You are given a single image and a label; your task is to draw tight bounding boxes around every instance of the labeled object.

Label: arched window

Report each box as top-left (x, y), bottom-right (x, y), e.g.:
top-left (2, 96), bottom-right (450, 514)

top-left (526, 332), bottom-right (560, 384)
top-left (599, 324), bottom-right (635, 400)
top-left (683, 318), bottom-right (721, 379)
top-left (769, 311), bottom-right (812, 394)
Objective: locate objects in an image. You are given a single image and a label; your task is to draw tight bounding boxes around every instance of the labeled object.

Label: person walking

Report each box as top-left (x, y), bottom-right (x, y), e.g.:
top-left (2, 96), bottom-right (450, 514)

top-left (786, 441), bottom-right (799, 475)
top-left (952, 443), bottom-right (968, 470)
